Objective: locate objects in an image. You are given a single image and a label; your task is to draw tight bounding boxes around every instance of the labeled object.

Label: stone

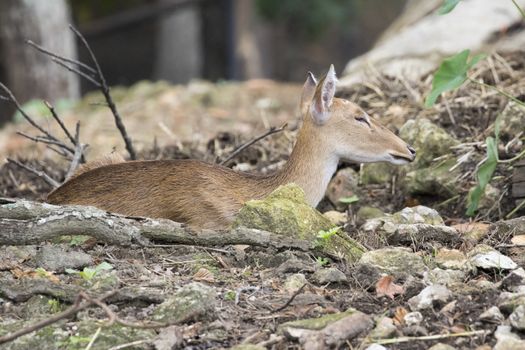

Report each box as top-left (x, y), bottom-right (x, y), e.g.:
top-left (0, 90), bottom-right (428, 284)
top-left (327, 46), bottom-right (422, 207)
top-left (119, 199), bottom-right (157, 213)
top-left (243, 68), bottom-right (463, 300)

top-left (479, 184), bottom-right (502, 210)
top-left (408, 285), bottom-right (452, 310)
top-left (277, 259), bottom-right (315, 275)
top-left (423, 268), bottom-right (466, 287)
top-left (153, 282), bottom-right (217, 323)
top-left (403, 159), bottom-right (461, 197)
top-left (0, 246), bottom-right (37, 270)
top-left (494, 325), bottom-right (525, 350)
top-left (403, 311), bottom-right (423, 326)
top-left (32, 245), bottom-right (93, 273)
top-left (356, 206), bottom-right (385, 224)
top-left (357, 247), bottom-right (427, 280)
top-left (497, 292), bottom-right (525, 314)
top-left (360, 163), bottom-right (396, 185)
top-left (234, 184), bottom-right (366, 264)
top-left (369, 317), bottom-right (397, 339)
top-left (284, 273), bottom-right (308, 293)
top-left (326, 167), bottom-right (360, 206)
top-left (392, 206), bottom-right (444, 225)
top-left (498, 102), bottom-right (525, 142)
top-left (468, 245), bottom-right (518, 270)
top-left (478, 306), bottom-right (505, 323)
top-left (20, 295), bottom-right (61, 319)
top-left (365, 345), bottom-right (388, 350)
top-left (323, 210), bottom-right (348, 226)
top-left (435, 249), bottom-right (471, 271)
top-left (230, 345), bottom-right (266, 350)
top-left (311, 268), bottom-right (347, 285)
top-left (399, 118), bottom-right (459, 168)
top-left (509, 305), bottom-right (525, 331)
top-left (501, 268), bottom-right (525, 292)
top-left (234, 184), bottom-right (333, 238)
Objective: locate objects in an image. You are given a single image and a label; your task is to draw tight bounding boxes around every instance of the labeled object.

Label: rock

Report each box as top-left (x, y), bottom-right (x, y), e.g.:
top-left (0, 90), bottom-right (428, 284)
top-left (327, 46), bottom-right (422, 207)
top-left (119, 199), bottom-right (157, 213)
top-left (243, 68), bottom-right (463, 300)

top-left (311, 268), bottom-right (347, 285)
top-left (501, 268), bottom-right (525, 292)
top-left (284, 273), bottom-right (308, 293)
top-left (399, 118), bottom-right (459, 168)
top-left (364, 345), bottom-right (388, 350)
top-left (428, 344), bottom-right (456, 350)
top-left (403, 159), bottom-right (460, 197)
top-left (423, 268), bottom-right (466, 287)
top-left (369, 317), bottom-right (397, 339)
top-left (234, 184), bottom-right (333, 238)
top-left (494, 325), bottom-right (525, 350)
top-left (392, 206), bottom-right (444, 225)
top-left (32, 245), bottom-right (93, 272)
top-left (326, 167), bottom-right (360, 207)
top-left (277, 259), bottom-right (315, 275)
top-left (230, 345), bottom-right (266, 350)
top-left (356, 206), bottom-right (385, 224)
top-left (387, 224), bottom-right (459, 246)
top-left (234, 184), bottom-right (366, 264)
top-left (478, 184), bottom-right (502, 210)
top-left (20, 295), bottom-right (61, 319)
top-left (280, 309), bottom-right (374, 348)
top-left (478, 306), bottom-right (505, 323)
top-left (498, 292), bottom-right (525, 314)
top-left (360, 163), bottom-right (396, 185)
top-left (357, 247), bottom-right (427, 281)
top-left (468, 245), bottom-right (518, 270)
top-left (403, 311), bottom-right (423, 326)
top-left (153, 282), bottom-right (217, 323)
top-left (509, 305), bottom-right (525, 330)
top-left (498, 102), bottom-right (525, 142)
top-left (0, 246), bottom-right (37, 270)
top-left (408, 285), bottom-right (452, 310)
top-left (435, 249), bottom-right (471, 271)
top-left (323, 211), bottom-right (348, 226)
top-left (452, 222), bottom-right (490, 242)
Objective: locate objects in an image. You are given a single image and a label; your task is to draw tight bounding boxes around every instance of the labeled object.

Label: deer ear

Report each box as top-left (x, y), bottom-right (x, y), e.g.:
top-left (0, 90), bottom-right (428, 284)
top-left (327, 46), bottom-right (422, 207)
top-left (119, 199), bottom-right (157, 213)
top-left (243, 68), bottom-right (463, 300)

top-left (300, 72), bottom-right (317, 116)
top-left (310, 65), bottom-right (337, 125)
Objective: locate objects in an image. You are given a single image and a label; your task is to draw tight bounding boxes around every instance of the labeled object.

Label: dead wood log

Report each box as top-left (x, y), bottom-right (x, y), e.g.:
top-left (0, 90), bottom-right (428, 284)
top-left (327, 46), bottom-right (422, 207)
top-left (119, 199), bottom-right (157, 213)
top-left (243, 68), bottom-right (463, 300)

top-left (0, 198), bottom-right (313, 251)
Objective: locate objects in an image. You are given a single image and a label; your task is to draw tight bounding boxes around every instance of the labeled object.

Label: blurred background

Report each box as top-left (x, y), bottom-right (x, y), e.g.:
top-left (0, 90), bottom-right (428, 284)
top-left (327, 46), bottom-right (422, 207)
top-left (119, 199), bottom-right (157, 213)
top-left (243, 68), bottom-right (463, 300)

top-left (0, 0), bottom-right (407, 125)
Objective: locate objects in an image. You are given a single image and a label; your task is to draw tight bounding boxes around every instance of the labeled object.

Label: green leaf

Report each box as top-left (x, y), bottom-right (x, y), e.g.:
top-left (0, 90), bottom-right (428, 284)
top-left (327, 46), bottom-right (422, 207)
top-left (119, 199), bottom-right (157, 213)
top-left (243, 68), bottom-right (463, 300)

top-left (466, 137), bottom-right (499, 216)
top-left (438, 0), bottom-right (461, 15)
top-left (338, 195), bottom-right (359, 204)
top-left (95, 261), bottom-right (113, 272)
top-left (425, 50), bottom-right (486, 107)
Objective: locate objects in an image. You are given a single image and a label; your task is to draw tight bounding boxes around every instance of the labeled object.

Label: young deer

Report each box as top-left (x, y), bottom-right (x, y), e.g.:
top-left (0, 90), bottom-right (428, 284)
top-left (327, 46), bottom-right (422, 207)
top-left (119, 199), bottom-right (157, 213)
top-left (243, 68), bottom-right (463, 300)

top-left (47, 66), bottom-right (415, 229)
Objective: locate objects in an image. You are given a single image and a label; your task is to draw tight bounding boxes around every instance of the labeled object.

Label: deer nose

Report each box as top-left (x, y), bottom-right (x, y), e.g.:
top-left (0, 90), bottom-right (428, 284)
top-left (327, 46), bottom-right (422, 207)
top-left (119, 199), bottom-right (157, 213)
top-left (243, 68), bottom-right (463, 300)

top-left (407, 145), bottom-right (416, 156)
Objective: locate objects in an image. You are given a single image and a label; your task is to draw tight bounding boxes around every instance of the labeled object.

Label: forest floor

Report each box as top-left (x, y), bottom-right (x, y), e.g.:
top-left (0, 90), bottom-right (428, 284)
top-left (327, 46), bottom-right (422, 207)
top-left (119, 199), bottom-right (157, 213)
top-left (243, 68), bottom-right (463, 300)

top-left (0, 52), bottom-right (524, 349)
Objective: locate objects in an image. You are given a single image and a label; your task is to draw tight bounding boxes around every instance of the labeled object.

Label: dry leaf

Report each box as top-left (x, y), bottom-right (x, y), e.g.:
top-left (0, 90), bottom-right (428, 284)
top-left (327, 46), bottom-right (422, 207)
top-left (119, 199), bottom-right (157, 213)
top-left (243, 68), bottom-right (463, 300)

top-left (193, 267), bottom-right (215, 283)
top-left (393, 306), bottom-right (408, 325)
top-left (376, 275), bottom-right (404, 299)
top-left (11, 267), bottom-right (60, 283)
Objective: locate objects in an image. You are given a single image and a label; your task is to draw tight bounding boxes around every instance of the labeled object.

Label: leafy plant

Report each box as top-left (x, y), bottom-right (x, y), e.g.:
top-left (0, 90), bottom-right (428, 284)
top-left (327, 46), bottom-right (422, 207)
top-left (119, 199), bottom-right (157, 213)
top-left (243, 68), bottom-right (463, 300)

top-left (316, 226), bottom-right (341, 241)
top-left (315, 256), bottom-right (330, 266)
top-left (66, 261), bottom-right (113, 281)
top-left (438, 0), bottom-right (462, 15)
top-left (224, 290), bottom-right (236, 301)
top-left (425, 50), bottom-right (485, 107)
top-left (338, 195), bottom-right (359, 204)
top-left (427, 0), bottom-right (525, 216)
top-left (48, 299), bottom-right (61, 313)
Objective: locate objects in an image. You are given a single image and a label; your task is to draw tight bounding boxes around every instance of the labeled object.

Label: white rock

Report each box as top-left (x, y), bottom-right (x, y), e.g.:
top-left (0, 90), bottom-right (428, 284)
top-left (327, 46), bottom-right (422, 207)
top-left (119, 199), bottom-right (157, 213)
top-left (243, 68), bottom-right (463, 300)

top-left (494, 325), bottom-right (525, 350)
top-left (408, 285), bottom-right (452, 310)
top-left (478, 306), bottom-right (505, 323)
top-left (404, 311), bottom-right (423, 326)
top-left (468, 245), bottom-right (517, 270)
top-left (509, 305), bottom-right (525, 331)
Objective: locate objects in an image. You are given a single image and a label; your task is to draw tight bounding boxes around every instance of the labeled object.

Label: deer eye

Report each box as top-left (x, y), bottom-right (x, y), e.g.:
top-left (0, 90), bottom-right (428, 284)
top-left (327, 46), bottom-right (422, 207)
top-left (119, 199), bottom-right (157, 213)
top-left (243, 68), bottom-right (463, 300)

top-left (355, 116), bottom-right (370, 126)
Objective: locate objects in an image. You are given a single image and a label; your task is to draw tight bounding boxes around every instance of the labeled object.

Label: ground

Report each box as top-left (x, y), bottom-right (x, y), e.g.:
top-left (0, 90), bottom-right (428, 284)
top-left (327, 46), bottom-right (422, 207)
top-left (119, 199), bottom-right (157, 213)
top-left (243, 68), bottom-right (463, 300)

top-left (0, 52), bottom-right (524, 349)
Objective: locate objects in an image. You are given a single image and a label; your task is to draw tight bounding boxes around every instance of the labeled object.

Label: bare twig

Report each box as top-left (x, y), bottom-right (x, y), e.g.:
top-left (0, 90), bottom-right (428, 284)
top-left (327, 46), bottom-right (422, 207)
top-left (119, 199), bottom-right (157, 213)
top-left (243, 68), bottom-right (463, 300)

top-left (51, 58), bottom-right (102, 88)
top-left (6, 158), bottom-right (60, 188)
top-left (272, 283), bottom-right (307, 312)
top-left (69, 25), bottom-right (136, 160)
top-left (26, 40), bottom-right (97, 75)
top-left (220, 123), bottom-right (287, 165)
top-left (44, 101), bottom-right (76, 146)
top-left (16, 131), bottom-right (75, 155)
top-left (64, 123), bottom-right (87, 180)
top-left (0, 290), bottom-right (117, 345)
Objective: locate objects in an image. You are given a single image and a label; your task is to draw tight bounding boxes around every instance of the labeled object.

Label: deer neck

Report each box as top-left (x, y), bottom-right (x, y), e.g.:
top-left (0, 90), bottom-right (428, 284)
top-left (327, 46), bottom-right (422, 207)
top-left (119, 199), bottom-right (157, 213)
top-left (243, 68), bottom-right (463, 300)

top-left (268, 122), bottom-right (339, 206)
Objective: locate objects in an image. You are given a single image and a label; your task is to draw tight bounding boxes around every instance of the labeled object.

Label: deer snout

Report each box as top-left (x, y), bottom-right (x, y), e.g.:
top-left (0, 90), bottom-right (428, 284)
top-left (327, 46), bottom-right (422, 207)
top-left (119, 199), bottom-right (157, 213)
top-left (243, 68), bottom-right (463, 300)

top-left (407, 145), bottom-right (416, 160)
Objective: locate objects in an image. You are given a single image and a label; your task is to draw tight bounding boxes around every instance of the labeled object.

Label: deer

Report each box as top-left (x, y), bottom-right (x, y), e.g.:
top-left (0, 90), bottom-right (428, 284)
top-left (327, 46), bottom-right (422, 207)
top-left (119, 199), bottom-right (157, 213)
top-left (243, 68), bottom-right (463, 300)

top-left (47, 65), bottom-right (416, 229)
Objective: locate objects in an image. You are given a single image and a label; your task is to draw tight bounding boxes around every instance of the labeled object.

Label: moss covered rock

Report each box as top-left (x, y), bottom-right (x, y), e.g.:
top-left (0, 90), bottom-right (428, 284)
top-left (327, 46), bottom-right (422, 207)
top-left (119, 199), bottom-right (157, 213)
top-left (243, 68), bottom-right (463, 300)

top-left (360, 162), bottom-right (398, 185)
top-left (403, 159), bottom-right (461, 197)
top-left (234, 184), bottom-right (366, 264)
top-left (234, 184), bottom-right (333, 239)
top-left (399, 118), bottom-right (459, 168)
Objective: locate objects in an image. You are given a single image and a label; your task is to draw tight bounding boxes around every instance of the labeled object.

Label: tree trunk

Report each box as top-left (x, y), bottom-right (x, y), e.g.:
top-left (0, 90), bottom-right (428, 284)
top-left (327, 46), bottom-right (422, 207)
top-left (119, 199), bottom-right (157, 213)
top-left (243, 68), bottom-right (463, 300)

top-left (0, 0), bottom-right (80, 125)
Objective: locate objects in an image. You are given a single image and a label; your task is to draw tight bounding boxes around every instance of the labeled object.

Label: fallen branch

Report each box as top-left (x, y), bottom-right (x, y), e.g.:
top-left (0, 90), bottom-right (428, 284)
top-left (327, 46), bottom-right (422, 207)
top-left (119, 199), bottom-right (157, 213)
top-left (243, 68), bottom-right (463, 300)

top-left (0, 199), bottom-right (312, 251)
top-left (0, 290), bottom-right (117, 345)
top-left (220, 123), bottom-right (287, 165)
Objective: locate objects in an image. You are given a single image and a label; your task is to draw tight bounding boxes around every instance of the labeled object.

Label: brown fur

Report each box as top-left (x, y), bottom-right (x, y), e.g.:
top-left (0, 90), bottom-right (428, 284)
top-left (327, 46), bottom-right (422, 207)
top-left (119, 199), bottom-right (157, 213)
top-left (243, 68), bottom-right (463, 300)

top-left (48, 68), bottom-right (415, 229)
